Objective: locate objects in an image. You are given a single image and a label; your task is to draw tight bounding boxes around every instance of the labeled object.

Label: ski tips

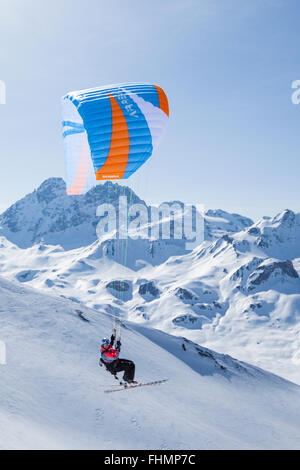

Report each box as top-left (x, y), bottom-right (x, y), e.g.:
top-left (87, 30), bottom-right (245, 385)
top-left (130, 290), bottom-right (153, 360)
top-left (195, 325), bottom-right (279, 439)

top-left (104, 379), bottom-right (169, 394)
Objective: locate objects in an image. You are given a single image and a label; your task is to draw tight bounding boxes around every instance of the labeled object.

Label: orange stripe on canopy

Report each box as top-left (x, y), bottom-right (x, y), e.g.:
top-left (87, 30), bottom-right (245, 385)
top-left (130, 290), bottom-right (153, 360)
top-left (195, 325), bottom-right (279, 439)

top-left (96, 93), bottom-right (130, 180)
top-left (155, 85), bottom-right (169, 117)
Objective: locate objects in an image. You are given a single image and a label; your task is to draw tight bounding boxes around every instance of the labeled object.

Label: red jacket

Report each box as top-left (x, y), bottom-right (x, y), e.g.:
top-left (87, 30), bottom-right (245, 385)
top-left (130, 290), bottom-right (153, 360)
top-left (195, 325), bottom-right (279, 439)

top-left (101, 345), bottom-right (120, 364)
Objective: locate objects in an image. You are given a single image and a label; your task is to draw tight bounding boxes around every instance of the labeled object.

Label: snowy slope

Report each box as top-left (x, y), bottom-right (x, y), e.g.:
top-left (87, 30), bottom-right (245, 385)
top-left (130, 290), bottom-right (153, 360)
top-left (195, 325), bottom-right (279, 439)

top-left (0, 180), bottom-right (299, 384)
top-left (121, 211), bottom-right (300, 383)
top-left (0, 212), bottom-right (299, 383)
top-left (1, 277), bottom-right (300, 450)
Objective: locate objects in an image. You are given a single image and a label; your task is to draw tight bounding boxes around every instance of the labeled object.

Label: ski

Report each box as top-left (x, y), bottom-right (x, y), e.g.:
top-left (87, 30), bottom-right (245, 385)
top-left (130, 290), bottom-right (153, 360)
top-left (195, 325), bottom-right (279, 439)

top-left (104, 379), bottom-right (168, 393)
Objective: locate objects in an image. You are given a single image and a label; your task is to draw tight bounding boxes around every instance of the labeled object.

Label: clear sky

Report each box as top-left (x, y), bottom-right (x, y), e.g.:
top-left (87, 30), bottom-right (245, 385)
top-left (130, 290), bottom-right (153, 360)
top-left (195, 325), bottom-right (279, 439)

top-left (0, 0), bottom-right (299, 220)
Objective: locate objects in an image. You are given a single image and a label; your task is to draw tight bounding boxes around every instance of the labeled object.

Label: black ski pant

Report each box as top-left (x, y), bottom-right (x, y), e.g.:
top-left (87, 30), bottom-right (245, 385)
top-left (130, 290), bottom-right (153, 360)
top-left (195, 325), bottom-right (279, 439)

top-left (108, 359), bottom-right (135, 382)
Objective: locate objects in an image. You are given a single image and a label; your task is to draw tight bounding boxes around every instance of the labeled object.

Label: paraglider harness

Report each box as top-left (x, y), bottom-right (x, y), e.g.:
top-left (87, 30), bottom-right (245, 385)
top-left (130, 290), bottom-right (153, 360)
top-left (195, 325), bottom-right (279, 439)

top-left (99, 357), bottom-right (118, 376)
top-left (99, 334), bottom-right (121, 378)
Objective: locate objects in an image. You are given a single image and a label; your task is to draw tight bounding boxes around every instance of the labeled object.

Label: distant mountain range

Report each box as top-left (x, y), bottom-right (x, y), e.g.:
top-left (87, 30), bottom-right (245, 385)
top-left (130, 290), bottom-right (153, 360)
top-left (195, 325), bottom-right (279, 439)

top-left (0, 178), bottom-right (253, 250)
top-left (0, 178), bottom-right (299, 383)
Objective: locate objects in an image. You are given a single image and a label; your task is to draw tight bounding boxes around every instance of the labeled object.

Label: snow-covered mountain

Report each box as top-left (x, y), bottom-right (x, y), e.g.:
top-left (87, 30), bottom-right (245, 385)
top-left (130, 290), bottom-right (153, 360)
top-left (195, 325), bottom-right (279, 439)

top-left (0, 178), bottom-right (144, 250)
top-left (0, 178), bottom-right (253, 250)
top-left (0, 179), bottom-right (299, 385)
top-left (1, 276), bottom-right (300, 449)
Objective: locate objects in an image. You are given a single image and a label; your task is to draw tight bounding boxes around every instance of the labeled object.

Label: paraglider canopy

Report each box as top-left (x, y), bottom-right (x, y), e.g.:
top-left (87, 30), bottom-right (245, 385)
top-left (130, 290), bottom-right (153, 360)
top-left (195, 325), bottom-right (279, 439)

top-left (62, 83), bottom-right (169, 195)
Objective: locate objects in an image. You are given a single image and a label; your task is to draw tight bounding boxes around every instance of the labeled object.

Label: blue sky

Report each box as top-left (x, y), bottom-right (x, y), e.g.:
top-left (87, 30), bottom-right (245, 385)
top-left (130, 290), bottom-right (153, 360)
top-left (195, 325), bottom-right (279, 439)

top-left (0, 0), bottom-right (299, 220)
